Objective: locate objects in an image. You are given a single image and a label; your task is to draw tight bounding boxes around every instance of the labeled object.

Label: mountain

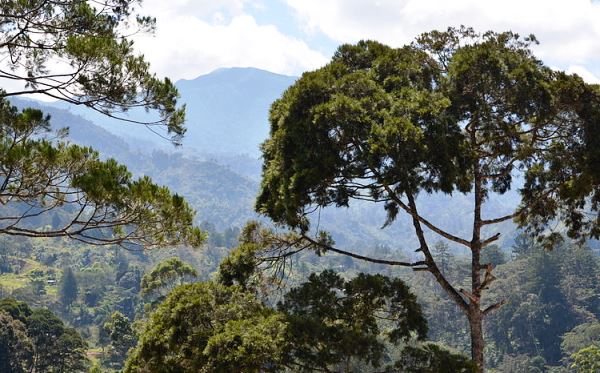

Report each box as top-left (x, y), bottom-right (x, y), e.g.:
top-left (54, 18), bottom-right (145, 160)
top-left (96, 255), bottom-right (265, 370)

top-left (48, 67), bottom-right (297, 156)
top-left (177, 67), bottom-right (297, 155)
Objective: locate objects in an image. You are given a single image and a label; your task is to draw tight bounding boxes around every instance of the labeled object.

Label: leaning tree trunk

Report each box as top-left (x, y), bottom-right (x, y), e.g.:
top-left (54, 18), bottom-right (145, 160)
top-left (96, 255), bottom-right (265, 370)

top-left (406, 187), bottom-right (488, 372)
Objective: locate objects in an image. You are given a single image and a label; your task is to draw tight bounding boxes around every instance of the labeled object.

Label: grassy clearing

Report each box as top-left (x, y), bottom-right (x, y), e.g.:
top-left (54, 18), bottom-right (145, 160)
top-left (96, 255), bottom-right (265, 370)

top-left (0, 256), bottom-right (61, 295)
top-left (0, 273), bottom-right (29, 291)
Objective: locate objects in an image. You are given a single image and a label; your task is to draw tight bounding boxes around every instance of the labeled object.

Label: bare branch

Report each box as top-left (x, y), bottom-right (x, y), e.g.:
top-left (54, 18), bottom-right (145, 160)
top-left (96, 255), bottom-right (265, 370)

top-left (483, 300), bottom-right (507, 315)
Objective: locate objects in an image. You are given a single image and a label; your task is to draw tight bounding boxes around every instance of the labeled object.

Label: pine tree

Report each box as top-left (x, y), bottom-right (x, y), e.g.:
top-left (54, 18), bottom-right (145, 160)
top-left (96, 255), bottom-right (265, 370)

top-left (433, 241), bottom-right (452, 276)
top-left (59, 268), bottom-right (78, 308)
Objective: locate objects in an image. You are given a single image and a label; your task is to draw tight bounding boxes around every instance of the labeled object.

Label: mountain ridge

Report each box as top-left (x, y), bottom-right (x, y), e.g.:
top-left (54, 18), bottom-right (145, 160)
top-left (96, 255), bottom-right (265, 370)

top-left (35, 67), bottom-right (296, 156)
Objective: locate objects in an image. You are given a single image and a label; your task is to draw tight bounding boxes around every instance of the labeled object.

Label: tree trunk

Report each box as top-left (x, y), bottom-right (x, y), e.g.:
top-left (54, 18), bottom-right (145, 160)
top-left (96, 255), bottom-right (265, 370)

top-left (468, 307), bottom-right (485, 372)
top-left (471, 134), bottom-right (485, 372)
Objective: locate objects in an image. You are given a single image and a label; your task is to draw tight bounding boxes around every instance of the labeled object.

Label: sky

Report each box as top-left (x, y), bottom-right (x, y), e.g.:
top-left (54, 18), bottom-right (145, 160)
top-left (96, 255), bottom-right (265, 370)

top-left (133, 0), bottom-right (600, 82)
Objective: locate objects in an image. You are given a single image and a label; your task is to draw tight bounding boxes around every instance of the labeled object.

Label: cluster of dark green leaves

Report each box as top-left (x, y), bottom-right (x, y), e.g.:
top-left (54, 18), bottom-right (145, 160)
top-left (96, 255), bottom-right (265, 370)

top-left (518, 79), bottom-right (600, 241)
top-left (279, 270), bottom-right (427, 371)
top-left (0, 308), bottom-right (32, 373)
top-left (217, 242), bottom-right (260, 289)
top-left (59, 267), bottom-right (78, 308)
top-left (103, 311), bottom-right (137, 369)
top-left (395, 343), bottom-right (476, 373)
top-left (127, 256), bottom-right (474, 372)
top-left (139, 240), bottom-right (474, 372)
top-left (257, 39), bottom-right (469, 231)
top-left (0, 0), bottom-right (185, 141)
top-left (0, 298), bottom-right (88, 373)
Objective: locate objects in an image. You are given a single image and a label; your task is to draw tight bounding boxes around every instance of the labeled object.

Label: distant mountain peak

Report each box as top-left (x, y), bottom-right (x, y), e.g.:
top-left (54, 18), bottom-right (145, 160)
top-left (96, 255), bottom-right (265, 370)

top-left (213, 66), bottom-right (293, 76)
top-left (174, 67), bottom-right (297, 155)
top-left (176, 67), bottom-right (297, 91)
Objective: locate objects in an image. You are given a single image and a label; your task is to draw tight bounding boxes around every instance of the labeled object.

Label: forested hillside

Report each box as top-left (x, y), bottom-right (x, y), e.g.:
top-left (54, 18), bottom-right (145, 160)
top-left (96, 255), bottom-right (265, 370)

top-left (1, 1), bottom-right (600, 373)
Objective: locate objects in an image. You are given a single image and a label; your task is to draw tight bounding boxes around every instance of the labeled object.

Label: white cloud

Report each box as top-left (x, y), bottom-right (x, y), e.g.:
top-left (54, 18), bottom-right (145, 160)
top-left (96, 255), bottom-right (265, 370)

top-left (566, 65), bottom-right (600, 84)
top-left (287, 0), bottom-right (600, 80)
top-left (133, 2), bottom-right (328, 80)
top-left (139, 0), bottom-right (248, 19)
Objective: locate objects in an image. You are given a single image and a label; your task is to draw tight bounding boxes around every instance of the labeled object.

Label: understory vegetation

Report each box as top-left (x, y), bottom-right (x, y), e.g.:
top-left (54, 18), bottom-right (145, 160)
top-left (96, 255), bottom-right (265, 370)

top-left (1, 230), bottom-right (599, 372)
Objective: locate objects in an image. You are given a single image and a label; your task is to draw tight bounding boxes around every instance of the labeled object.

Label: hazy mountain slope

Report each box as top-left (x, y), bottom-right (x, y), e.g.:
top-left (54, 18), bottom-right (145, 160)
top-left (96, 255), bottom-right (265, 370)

top-left (177, 67), bottom-right (296, 155)
top-left (46, 67), bottom-right (297, 156)
top-left (9, 98), bottom-right (259, 229)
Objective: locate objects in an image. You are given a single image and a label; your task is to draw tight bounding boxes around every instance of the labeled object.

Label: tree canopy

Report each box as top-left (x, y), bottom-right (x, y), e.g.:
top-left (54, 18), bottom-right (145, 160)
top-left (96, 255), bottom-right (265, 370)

top-left (140, 257), bottom-right (198, 302)
top-left (255, 27), bottom-right (600, 371)
top-left (279, 270), bottom-right (428, 371)
top-left (0, 311), bottom-right (33, 373)
top-left (124, 281), bottom-right (287, 373)
top-left (0, 0), bottom-right (186, 143)
top-left (103, 311), bottom-right (136, 369)
top-left (126, 256), bottom-right (471, 373)
top-left (258, 27), bottom-right (600, 241)
top-left (0, 298), bottom-right (88, 372)
top-left (59, 267), bottom-right (78, 308)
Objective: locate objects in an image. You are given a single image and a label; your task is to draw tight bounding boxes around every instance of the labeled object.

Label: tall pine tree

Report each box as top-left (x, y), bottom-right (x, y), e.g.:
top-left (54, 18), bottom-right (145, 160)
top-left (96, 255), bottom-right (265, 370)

top-left (59, 268), bottom-right (78, 309)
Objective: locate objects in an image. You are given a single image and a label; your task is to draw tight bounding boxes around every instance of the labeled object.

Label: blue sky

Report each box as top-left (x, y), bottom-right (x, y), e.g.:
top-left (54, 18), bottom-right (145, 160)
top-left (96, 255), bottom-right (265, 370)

top-left (132, 0), bottom-right (600, 83)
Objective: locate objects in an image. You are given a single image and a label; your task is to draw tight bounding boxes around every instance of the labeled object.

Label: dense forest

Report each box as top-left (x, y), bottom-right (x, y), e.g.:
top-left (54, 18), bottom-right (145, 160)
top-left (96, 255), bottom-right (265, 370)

top-left (1, 1), bottom-right (600, 373)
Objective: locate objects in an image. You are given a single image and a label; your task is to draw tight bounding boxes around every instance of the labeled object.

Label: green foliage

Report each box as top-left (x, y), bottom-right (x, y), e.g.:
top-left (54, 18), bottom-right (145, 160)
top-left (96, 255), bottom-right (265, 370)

top-left (218, 240), bottom-right (261, 290)
top-left (202, 313), bottom-right (287, 372)
top-left (124, 281), bottom-right (286, 373)
top-left (0, 0), bottom-right (186, 141)
top-left (28, 268), bottom-right (47, 296)
top-left (0, 98), bottom-right (205, 249)
top-left (0, 298), bottom-right (88, 372)
top-left (28, 308), bottom-right (88, 372)
top-left (570, 345), bottom-right (600, 373)
top-left (103, 311), bottom-right (136, 369)
top-left (257, 38), bottom-right (469, 231)
top-left (486, 244), bottom-right (600, 366)
top-left (0, 298), bottom-right (32, 324)
top-left (493, 354), bottom-right (547, 373)
top-left (256, 27), bottom-right (600, 371)
top-left (279, 270), bottom-right (428, 371)
top-left (561, 322), bottom-right (600, 356)
top-left (140, 257), bottom-right (198, 303)
top-left (488, 250), bottom-right (575, 364)
top-left (394, 343), bottom-right (477, 373)
top-left (88, 361), bottom-right (104, 373)
top-left (59, 267), bottom-right (78, 308)
top-left (0, 311), bottom-right (33, 373)
top-left (257, 28), bottom-right (594, 232)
